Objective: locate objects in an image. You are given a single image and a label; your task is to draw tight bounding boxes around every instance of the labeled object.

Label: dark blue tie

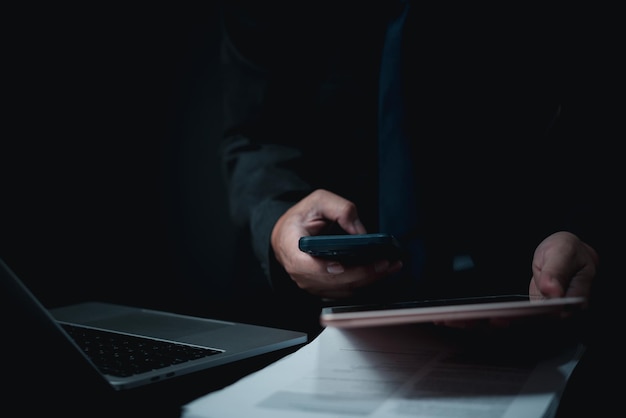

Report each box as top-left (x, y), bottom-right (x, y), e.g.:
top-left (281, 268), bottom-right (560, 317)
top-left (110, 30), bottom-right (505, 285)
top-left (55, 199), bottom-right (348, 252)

top-left (378, 1), bottom-right (425, 282)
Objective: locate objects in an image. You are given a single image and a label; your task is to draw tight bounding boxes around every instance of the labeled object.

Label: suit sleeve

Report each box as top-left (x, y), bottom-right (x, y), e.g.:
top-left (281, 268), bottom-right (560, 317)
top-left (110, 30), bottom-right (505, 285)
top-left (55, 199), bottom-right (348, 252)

top-left (218, 3), bottom-right (313, 288)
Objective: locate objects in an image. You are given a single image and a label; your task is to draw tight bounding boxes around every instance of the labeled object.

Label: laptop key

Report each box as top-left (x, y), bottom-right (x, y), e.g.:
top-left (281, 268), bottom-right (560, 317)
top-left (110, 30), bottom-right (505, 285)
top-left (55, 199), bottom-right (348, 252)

top-left (60, 323), bottom-right (222, 377)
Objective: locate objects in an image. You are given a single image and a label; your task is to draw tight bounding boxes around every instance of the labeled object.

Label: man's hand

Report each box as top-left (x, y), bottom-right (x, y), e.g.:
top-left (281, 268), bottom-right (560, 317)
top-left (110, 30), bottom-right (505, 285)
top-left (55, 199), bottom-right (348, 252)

top-left (529, 231), bottom-right (598, 301)
top-left (437, 231), bottom-right (598, 329)
top-left (271, 189), bottom-right (403, 299)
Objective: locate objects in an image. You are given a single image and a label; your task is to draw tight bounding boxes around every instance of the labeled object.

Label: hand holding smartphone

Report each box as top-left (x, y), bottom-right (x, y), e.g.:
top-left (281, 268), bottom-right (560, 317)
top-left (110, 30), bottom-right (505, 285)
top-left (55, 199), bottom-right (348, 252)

top-left (298, 233), bottom-right (404, 264)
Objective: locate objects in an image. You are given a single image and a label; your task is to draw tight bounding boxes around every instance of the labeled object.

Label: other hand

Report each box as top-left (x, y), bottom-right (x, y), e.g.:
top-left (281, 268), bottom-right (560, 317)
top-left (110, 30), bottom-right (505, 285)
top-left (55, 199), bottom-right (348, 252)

top-left (529, 231), bottom-right (598, 302)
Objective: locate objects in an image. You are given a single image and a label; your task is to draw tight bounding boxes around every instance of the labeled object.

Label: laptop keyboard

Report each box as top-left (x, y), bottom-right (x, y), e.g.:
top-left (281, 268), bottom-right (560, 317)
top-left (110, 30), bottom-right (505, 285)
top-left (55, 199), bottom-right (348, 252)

top-left (60, 323), bottom-right (222, 377)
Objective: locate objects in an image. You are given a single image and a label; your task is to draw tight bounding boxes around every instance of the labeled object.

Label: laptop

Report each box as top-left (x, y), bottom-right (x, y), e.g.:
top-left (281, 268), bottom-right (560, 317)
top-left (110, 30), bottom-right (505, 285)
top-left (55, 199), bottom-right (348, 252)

top-left (1, 257), bottom-right (307, 415)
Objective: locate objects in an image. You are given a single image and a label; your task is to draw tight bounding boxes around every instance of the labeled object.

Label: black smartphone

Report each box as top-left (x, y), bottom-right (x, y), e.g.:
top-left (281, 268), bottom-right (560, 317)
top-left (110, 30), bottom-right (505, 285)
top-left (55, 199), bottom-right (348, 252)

top-left (298, 233), bottom-right (404, 264)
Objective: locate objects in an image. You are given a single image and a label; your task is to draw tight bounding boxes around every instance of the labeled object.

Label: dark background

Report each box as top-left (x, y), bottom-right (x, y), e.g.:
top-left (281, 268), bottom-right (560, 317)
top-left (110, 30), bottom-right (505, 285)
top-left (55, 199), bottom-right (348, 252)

top-left (2, 4), bottom-right (623, 332)
top-left (2, 6), bottom-right (622, 416)
top-left (2, 4), bottom-right (270, 323)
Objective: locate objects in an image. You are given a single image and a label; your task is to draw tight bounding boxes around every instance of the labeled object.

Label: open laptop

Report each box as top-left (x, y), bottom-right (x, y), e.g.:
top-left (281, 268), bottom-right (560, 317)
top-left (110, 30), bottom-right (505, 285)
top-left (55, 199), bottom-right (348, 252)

top-left (1, 257), bottom-right (306, 414)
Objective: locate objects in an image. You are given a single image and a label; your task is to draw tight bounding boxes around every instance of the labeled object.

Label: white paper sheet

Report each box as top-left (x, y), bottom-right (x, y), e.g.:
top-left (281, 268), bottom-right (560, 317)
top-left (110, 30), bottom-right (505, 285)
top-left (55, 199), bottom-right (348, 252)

top-left (183, 323), bottom-right (583, 418)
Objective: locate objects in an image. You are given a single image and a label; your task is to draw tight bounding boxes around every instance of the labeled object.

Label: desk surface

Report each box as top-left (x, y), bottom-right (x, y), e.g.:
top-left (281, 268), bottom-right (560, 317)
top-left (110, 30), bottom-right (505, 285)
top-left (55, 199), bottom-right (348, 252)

top-left (134, 332), bottom-right (612, 418)
top-left (555, 342), bottom-right (616, 418)
top-left (73, 321), bottom-right (614, 418)
top-left (114, 344), bottom-right (306, 417)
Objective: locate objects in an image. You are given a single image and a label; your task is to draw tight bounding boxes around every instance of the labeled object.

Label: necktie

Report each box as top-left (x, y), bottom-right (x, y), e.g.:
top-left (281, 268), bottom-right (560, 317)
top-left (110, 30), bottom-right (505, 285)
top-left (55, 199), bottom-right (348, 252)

top-left (378, 1), bottom-right (425, 282)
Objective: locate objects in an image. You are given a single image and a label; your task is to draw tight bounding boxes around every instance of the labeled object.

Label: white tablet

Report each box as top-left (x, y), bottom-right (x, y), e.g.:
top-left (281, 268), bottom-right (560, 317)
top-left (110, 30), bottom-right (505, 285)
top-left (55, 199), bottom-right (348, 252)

top-left (320, 294), bottom-right (586, 328)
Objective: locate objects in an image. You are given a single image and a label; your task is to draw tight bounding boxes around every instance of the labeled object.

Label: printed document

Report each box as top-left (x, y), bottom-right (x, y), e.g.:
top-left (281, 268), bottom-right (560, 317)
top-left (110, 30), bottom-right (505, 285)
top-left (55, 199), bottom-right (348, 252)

top-left (183, 323), bottom-right (583, 418)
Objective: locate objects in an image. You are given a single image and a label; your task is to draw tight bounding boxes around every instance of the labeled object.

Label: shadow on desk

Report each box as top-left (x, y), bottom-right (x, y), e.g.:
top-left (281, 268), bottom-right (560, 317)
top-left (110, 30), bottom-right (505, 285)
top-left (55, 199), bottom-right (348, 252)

top-left (90, 344), bottom-right (304, 418)
top-left (46, 326), bottom-right (612, 418)
top-left (138, 333), bottom-right (611, 418)
top-left (556, 343), bottom-right (617, 418)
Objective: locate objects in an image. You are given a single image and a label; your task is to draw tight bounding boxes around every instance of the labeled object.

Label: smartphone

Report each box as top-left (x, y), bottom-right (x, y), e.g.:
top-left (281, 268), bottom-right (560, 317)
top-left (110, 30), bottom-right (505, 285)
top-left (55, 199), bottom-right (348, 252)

top-left (298, 233), bottom-right (404, 264)
top-left (320, 295), bottom-right (586, 328)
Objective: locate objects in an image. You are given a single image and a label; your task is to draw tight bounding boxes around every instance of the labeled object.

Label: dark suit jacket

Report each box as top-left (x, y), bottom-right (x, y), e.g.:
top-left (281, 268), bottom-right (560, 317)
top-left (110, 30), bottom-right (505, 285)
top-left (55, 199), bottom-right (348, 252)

top-left (219, 1), bottom-right (614, 302)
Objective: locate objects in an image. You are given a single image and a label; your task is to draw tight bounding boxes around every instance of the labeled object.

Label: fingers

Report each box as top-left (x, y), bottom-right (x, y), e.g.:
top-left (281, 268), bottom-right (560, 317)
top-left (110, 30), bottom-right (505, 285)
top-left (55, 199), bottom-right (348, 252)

top-left (303, 189), bottom-right (367, 235)
top-left (530, 231), bottom-right (597, 300)
top-left (272, 189), bottom-right (402, 299)
top-left (294, 258), bottom-right (403, 299)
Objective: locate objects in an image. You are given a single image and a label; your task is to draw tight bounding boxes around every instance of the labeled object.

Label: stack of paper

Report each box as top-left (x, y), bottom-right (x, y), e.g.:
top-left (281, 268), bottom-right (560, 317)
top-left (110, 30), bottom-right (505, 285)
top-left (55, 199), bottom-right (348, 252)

top-left (183, 323), bottom-right (583, 418)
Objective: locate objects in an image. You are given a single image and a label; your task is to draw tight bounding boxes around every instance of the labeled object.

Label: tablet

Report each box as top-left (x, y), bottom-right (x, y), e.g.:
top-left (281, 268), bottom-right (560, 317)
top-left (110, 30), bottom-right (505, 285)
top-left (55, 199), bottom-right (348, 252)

top-left (320, 294), bottom-right (586, 328)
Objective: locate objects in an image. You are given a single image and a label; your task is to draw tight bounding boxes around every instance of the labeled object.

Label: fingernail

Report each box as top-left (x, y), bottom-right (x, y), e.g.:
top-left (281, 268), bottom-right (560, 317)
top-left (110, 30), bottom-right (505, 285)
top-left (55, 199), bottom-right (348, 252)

top-left (354, 219), bottom-right (366, 233)
top-left (327, 263), bottom-right (344, 274)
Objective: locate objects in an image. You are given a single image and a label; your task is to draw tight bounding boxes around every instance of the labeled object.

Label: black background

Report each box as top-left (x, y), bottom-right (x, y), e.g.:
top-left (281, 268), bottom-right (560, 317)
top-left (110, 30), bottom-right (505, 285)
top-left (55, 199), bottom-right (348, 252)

top-left (2, 4), bottom-right (266, 320)
top-left (2, 3), bottom-right (623, 325)
top-left (1, 5), bottom-right (623, 415)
